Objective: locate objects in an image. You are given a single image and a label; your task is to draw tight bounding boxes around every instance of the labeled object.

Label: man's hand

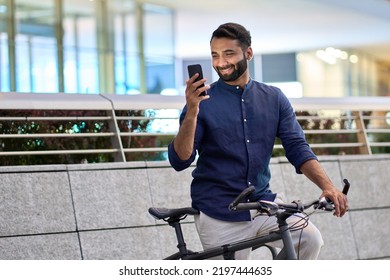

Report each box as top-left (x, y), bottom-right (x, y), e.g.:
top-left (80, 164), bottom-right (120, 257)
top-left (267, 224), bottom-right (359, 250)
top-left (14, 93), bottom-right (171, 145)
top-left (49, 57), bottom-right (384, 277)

top-left (300, 159), bottom-right (349, 217)
top-left (321, 188), bottom-right (349, 217)
top-left (185, 73), bottom-right (210, 115)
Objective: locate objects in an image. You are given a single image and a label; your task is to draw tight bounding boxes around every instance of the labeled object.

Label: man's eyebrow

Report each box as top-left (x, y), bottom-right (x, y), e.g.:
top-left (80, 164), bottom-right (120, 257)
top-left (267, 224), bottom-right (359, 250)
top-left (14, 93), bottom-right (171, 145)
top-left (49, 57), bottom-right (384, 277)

top-left (211, 49), bottom-right (236, 54)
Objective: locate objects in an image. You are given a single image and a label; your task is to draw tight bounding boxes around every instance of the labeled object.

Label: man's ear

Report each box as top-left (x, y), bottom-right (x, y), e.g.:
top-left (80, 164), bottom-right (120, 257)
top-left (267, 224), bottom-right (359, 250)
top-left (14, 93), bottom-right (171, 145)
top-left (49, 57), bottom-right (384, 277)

top-left (246, 46), bottom-right (253, 61)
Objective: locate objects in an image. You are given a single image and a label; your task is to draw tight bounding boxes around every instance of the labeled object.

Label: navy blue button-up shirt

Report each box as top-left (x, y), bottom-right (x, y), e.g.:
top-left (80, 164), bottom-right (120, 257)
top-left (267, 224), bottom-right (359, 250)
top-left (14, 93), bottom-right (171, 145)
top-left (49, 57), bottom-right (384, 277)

top-left (168, 79), bottom-right (317, 221)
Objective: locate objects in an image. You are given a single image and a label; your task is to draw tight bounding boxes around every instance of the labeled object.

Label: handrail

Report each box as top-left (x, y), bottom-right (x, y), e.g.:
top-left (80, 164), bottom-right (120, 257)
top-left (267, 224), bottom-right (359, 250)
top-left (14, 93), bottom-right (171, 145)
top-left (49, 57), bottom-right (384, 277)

top-left (1, 92), bottom-right (390, 164)
top-left (2, 92), bottom-right (390, 111)
top-left (0, 149), bottom-right (119, 156)
top-left (0, 116), bottom-right (112, 121)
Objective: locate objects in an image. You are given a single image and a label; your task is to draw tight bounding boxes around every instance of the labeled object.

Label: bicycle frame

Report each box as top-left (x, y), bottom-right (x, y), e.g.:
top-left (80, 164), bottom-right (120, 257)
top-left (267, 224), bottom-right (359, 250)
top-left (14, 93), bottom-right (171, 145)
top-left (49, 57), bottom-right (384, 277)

top-left (163, 209), bottom-right (297, 260)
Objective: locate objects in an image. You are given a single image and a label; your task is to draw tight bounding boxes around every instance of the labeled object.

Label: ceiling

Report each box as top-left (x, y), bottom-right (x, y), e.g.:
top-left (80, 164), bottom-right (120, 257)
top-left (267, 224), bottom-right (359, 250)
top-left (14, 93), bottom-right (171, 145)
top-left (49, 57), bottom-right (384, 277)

top-left (141, 0), bottom-right (390, 61)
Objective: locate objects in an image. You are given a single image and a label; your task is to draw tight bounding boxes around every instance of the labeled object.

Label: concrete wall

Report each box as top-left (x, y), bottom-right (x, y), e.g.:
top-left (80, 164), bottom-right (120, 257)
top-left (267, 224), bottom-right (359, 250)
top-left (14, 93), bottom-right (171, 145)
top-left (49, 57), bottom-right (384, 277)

top-left (0, 155), bottom-right (389, 260)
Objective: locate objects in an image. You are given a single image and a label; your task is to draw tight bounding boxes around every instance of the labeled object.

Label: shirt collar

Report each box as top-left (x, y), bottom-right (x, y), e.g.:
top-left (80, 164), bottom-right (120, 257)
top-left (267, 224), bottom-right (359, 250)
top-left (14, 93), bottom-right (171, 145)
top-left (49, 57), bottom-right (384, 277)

top-left (217, 78), bottom-right (253, 94)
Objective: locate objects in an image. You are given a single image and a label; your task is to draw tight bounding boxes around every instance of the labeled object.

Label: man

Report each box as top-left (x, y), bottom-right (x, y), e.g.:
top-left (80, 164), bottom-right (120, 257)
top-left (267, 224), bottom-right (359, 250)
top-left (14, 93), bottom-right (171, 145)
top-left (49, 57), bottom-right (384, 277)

top-left (168, 22), bottom-right (348, 259)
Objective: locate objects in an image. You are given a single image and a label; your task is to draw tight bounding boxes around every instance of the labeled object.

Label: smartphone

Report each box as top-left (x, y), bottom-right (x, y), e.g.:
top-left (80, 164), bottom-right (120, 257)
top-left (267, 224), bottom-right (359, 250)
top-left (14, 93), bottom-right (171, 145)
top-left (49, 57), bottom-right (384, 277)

top-left (187, 64), bottom-right (207, 96)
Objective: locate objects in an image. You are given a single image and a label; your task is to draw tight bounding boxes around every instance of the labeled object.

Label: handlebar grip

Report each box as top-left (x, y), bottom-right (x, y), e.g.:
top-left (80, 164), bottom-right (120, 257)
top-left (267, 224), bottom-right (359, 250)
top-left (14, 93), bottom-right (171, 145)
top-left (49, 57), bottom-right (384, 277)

top-left (229, 185), bottom-right (256, 210)
top-left (342, 179), bottom-right (350, 195)
top-left (318, 179), bottom-right (350, 210)
top-left (235, 202), bottom-right (261, 211)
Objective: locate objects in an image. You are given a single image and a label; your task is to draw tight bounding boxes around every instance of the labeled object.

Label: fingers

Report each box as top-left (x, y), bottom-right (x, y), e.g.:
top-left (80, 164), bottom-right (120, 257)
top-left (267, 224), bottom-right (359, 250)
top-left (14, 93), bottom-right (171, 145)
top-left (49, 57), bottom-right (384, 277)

top-left (340, 194), bottom-right (349, 216)
top-left (333, 193), bottom-right (349, 217)
top-left (186, 74), bottom-right (209, 98)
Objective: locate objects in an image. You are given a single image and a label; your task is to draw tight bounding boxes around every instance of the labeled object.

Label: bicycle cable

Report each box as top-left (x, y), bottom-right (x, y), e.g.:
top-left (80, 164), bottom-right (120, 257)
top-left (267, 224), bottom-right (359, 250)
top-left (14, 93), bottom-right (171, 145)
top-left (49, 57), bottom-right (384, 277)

top-left (287, 212), bottom-right (310, 259)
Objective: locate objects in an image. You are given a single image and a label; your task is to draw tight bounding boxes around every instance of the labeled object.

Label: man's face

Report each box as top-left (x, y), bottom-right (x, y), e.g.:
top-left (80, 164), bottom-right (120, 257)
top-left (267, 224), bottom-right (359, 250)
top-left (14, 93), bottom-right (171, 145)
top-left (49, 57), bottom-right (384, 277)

top-left (210, 37), bottom-right (251, 82)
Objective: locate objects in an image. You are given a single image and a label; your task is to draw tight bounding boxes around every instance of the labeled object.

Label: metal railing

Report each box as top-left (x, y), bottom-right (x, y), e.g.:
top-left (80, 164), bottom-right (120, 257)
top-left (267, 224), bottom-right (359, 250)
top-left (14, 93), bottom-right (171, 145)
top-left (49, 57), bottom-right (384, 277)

top-left (1, 92), bottom-right (390, 164)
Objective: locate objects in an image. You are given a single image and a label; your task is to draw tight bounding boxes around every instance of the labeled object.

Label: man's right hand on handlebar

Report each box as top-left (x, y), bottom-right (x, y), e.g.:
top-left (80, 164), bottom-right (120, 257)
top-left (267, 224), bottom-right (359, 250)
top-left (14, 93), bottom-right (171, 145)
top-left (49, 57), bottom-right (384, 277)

top-left (320, 179), bottom-right (350, 217)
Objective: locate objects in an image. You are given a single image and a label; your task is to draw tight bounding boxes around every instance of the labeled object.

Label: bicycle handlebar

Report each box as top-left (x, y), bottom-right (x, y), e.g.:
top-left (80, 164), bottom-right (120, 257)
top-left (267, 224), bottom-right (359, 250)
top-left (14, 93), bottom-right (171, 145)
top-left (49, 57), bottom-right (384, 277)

top-left (232, 199), bottom-right (321, 215)
top-left (229, 178), bottom-right (350, 215)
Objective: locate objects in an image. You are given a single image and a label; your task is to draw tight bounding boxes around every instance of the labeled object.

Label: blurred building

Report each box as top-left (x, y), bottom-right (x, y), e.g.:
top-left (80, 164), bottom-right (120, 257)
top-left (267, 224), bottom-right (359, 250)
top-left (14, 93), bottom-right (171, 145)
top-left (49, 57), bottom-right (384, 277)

top-left (0, 0), bottom-right (389, 97)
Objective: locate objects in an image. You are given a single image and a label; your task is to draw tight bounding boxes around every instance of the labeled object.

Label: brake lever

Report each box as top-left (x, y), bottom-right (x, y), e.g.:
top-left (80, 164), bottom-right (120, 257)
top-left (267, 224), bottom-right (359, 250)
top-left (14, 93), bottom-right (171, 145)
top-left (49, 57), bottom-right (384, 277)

top-left (315, 197), bottom-right (335, 211)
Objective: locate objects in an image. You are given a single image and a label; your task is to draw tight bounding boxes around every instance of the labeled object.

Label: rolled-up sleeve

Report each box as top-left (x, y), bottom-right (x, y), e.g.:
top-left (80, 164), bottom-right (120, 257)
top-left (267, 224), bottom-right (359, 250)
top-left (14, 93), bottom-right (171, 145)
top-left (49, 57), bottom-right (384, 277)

top-left (277, 94), bottom-right (317, 174)
top-left (168, 141), bottom-right (196, 171)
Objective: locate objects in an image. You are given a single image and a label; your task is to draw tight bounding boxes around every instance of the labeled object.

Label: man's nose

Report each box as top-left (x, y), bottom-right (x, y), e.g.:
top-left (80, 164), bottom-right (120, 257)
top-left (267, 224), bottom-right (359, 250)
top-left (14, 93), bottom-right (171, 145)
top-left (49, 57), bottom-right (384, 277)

top-left (214, 57), bottom-right (228, 68)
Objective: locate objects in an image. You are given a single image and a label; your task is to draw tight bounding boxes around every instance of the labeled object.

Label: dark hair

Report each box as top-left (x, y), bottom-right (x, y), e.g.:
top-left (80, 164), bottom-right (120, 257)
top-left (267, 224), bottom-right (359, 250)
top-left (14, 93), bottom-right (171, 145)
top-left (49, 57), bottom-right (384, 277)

top-left (210, 22), bottom-right (251, 50)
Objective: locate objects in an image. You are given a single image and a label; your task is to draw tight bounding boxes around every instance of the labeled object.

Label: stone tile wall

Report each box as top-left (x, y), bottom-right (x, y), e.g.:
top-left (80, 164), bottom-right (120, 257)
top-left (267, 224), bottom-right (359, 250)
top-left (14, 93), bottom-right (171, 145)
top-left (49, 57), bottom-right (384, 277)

top-left (0, 155), bottom-right (389, 260)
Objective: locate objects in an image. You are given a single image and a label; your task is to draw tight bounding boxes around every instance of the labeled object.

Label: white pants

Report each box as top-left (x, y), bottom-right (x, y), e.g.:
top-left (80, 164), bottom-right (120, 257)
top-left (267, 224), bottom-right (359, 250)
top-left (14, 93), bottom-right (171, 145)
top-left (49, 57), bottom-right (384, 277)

top-left (194, 200), bottom-right (323, 260)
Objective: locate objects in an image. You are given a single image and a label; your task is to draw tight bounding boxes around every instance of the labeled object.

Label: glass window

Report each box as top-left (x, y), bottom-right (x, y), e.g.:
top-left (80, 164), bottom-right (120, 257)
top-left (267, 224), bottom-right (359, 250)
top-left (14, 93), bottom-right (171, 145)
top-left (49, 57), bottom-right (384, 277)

top-left (0, 0), bottom-right (176, 95)
top-left (0, 0), bottom-right (9, 91)
top-left (110, 0), bottom-right (138, 94)
top-left (14, 0), bottom-right (58, 93)
top-left (296, 48), bottom-right (380, 97)
top-left (109, 1), bottom-right (175, 95)
top-left (143, 3), bottom-right (175, 94)
top-left (63, 0), bottom-right (98, 94)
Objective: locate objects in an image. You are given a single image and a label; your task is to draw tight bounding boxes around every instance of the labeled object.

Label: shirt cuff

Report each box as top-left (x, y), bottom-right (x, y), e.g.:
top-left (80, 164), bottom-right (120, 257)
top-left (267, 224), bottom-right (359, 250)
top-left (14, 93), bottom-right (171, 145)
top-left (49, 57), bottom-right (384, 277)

top-left (168, 142), bottom-right (195, 171)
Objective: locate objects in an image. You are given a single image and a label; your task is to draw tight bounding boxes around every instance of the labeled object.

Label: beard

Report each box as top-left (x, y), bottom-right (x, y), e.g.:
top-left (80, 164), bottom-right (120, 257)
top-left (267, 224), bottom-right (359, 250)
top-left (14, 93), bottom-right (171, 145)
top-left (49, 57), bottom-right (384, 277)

top-left (215, 55), bottom-right (248, 82)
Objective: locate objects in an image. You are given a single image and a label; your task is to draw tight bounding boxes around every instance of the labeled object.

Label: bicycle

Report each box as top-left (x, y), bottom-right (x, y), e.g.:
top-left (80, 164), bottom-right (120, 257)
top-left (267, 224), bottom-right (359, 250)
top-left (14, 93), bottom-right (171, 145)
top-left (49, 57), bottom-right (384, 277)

top-left (148, 179), bottom-right (350, 260)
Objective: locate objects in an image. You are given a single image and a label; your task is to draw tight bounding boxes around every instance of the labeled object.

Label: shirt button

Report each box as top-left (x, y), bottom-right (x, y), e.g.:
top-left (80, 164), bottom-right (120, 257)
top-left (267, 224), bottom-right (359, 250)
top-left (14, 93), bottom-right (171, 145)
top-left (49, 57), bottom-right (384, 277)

top-left (247, 140), bottom-right (250, 143)
top-left (244, 118), bottom-right (247, 122)
top-left (236, 86), bottom-right (240, 90)
top-left (241, 98), bottom-right (245, 102)
top-left (248, 182), bottom-right (252, 185)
